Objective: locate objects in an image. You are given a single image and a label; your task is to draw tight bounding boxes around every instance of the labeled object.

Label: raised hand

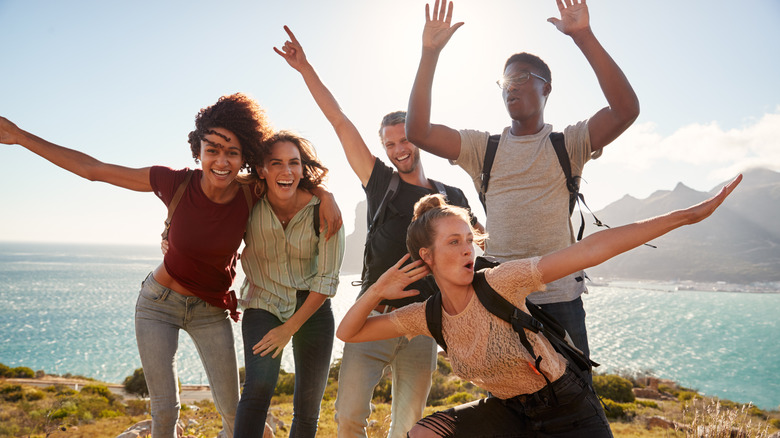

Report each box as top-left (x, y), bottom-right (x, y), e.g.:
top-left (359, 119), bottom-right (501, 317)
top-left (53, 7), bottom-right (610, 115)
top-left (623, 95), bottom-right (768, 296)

top-left (422, 0), bottom-right (464, 53)
top-left (682, 174), bottom-right (742, 226)
top-left (0, 117), bottom-right (23, 145)
top-left (547, 0), bottom-right (591, 36)
top-left (273, 25), bottom-right (309, 72)
top-left (371, 254), bottom-right (429, 302)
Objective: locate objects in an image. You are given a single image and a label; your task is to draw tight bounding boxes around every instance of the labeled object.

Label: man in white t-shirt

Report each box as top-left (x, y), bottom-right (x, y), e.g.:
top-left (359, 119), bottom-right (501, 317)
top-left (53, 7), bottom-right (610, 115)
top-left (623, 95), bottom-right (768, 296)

top-left (406, 0), bottom-right (639, 361)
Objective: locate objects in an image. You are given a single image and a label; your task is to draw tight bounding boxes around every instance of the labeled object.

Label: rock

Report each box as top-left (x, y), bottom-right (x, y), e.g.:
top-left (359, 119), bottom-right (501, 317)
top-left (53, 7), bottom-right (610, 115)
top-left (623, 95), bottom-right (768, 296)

top-left (115, 419), bottom-right (151, 438)
top-left (633, 387), bottom-right (676, 401)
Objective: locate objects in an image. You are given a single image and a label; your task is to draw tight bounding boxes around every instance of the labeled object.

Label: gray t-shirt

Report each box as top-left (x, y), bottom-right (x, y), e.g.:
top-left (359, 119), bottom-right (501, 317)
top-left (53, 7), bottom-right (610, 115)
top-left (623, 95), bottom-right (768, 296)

top-left (455, 121), bottom-right (599, 304)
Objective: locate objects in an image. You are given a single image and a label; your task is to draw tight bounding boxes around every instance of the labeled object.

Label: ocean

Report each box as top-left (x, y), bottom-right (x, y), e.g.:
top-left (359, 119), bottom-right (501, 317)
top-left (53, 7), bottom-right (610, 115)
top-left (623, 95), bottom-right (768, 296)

top-left (0, 242), bottom-right (778, 410)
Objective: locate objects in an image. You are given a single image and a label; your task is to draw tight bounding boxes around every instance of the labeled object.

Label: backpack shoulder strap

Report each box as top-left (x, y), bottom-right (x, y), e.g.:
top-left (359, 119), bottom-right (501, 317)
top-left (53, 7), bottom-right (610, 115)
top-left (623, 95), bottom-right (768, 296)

top-left (478, 134), bottom-right (501, 213)
top-left (313, 202), bottom-right (321, 238)
top-left (368, 172), bottom-right (401, 233)
top-left (161, 170), bottom-right (194, 240)
top-left (429, 179), bottom-right (448, 197)
top-left (424, 291), bottom-right (448, 352)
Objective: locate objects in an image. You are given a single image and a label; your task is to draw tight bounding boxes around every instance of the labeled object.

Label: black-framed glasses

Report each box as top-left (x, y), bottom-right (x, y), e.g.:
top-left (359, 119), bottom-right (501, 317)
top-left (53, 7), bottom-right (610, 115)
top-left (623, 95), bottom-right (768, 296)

top-left (496, 71), bottom-right (548, 90)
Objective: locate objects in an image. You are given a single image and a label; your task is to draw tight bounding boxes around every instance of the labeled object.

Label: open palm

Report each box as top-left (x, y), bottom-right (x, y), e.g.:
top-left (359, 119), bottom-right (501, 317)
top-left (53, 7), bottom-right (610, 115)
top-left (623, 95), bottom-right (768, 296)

top-left (548, 0), bottom-right (590, 36)
top-left (422, 0), bottom-right (464, 52)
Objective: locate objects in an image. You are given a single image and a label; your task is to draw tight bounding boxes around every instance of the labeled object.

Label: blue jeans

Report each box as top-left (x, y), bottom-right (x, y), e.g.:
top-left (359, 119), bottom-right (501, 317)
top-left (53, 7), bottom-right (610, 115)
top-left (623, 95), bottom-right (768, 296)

top-left (336, 331), bottom-right (437, 438)
top-left (538, 297), bottom-right (590, 359)
top-left (235, 291), bottom-right (334, 438)
top-left (135, 273), bottom-right (239, 438)
top-left (411, 366), bottom-right (611, 437)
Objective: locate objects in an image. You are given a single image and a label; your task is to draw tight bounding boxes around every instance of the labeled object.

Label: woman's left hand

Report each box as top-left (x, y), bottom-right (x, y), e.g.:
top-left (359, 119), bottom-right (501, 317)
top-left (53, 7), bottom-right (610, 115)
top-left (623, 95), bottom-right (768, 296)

top-left (369, 254), bottom-right (430, 301)
top-left (253, 324), bottom-right (296, 358)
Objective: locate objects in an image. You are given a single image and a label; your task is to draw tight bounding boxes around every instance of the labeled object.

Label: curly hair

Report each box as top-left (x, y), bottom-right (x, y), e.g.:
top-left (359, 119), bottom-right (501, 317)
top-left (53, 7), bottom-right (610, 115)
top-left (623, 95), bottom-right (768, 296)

top-left (249, 130), bottom-right (329, 197)
top-left (187, 93), bottom-right (273, 171)
top-left (504, 52), bottom-right (552, 84)
top-left (407, 194), bottom-right (487, 263)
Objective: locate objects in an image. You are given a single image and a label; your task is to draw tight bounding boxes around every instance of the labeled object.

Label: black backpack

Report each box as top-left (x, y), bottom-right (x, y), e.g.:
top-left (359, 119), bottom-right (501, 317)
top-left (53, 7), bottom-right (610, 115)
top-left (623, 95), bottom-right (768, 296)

top-left (356, 172), bottom-right (448, 289)
top-left (479, 132), bottom-right (604, 242)
top-left (424, 258), bottom-right (599, 394)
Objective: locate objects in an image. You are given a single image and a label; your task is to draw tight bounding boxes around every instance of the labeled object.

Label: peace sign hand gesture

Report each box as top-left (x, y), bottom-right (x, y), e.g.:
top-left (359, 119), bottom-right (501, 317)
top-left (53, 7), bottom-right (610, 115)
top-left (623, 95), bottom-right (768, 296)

top-left (422, 0), bottom-right (464, 53)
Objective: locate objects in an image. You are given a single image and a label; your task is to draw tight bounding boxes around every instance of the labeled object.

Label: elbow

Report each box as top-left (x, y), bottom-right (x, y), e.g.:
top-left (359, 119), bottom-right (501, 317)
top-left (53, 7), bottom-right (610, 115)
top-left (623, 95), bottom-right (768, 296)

top-left (621, 100), bottom-right (640, 127)
top-left (405, 125), bottom-right (427, 147)
top-left (335, 327), bottom-right (352, 343)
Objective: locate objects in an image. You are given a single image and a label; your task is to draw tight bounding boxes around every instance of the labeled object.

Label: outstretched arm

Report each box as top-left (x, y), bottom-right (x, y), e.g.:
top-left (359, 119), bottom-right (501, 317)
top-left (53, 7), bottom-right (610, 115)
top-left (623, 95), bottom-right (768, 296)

top-left (1, 116), bottom-right (152, 191)
top-left (406, 0), bottom-right (464, 161)
top-left (337, 255), bottom-right (429, 343)
top-left (538, 175), bottom-right (742, 284)
top-left (275, 26), bottom-right (376, 186)
top-left (548, 0), bottom-right (639, 151)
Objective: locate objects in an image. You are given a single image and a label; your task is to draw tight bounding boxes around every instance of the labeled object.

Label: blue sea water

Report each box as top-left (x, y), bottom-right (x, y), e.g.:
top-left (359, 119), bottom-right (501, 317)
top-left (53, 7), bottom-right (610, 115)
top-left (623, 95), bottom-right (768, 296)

top-left (0, 242), bottom-right (778, 410)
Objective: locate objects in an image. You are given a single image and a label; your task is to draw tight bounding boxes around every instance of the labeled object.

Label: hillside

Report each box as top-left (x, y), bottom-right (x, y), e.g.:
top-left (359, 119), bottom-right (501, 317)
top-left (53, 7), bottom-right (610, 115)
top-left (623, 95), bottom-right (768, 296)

top-left (342, 168), bottom-right (780, 283)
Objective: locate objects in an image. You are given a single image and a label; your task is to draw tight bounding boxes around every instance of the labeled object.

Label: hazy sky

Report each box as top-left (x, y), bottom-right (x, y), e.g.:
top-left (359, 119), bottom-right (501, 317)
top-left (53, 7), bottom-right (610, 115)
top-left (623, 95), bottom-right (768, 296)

top-left (2, 0), bottom-right (779, 245)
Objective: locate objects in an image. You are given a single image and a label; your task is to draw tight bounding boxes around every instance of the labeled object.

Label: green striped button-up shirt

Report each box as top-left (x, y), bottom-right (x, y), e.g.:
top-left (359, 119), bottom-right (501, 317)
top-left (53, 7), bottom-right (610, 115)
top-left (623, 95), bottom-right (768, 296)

top-left (239, 195), bottom-right (345, 321)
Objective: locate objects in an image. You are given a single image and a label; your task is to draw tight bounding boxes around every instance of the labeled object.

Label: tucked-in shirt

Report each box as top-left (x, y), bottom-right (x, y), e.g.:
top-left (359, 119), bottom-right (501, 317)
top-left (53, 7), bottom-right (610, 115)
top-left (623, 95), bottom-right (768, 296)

top-left (390, 257), bottom-right (567, 399)
top-left (150, 166), bottom-right (257, 317)
top-left (455, 121), bottom-right (598, 304)
top-left (239, 195), bottom-right (345, 321)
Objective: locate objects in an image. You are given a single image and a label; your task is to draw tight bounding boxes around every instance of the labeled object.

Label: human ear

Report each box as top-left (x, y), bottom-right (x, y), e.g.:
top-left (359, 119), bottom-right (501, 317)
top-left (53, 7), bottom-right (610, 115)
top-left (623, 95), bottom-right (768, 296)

top-left (419, 247), bottom-right (432, 265)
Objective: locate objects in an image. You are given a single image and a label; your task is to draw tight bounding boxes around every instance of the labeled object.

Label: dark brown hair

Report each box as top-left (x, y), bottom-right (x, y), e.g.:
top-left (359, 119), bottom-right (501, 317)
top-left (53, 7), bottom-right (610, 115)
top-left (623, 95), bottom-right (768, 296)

top-left (187, 93), bottom-right (273, 171)
top-left (249, 130), bottom-right (328, 197)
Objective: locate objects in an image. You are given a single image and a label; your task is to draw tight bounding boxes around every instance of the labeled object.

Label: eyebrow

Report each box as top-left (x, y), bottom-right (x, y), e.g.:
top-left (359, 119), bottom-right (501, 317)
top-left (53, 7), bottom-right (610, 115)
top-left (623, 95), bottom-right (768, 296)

top-left (203, 139), bottom-right (240, 152)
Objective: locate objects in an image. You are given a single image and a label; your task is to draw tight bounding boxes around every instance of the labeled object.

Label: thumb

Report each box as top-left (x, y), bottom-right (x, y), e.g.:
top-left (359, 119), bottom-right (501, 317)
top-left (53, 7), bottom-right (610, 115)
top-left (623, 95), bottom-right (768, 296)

top-left (547, 17), bottom-right (560, 25)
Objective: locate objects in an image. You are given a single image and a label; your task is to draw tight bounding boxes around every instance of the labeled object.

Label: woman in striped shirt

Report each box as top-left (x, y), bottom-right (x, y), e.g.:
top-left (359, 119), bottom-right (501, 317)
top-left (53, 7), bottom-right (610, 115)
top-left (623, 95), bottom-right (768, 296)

top-left (235, 131), bottom-right (345, 437)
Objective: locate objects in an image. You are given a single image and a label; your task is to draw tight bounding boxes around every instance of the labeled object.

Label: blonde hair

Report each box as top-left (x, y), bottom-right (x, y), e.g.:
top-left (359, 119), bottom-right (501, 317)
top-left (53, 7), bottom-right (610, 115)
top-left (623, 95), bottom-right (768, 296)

top-left (406, 194), bottom-right (486, 262)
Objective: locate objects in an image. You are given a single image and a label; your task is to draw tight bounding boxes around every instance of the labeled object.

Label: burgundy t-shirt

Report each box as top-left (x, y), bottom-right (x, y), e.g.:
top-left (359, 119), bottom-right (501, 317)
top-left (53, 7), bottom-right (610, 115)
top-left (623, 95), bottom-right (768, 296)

top-left (150, 166), bottom-right (256, 320)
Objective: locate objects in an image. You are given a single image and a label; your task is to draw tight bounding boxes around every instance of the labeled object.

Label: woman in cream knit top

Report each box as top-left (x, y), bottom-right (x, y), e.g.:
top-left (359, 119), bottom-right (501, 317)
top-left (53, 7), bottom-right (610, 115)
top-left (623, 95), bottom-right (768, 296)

top-left (337, 175), bottom-right (740, 438)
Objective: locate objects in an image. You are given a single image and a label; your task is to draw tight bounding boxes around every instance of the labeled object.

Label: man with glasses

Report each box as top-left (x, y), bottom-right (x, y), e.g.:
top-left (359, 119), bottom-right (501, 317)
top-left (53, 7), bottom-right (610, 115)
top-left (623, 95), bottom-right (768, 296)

top-left (406, 0), bottom-right (639, 363)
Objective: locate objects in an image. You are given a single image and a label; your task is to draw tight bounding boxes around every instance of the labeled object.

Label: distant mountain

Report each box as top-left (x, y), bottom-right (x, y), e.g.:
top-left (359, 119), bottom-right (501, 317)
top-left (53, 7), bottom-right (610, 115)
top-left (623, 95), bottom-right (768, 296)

top-left (341, 168), bottom-right (780, 283)
top-left (584, 168), bottom-right (780, 282)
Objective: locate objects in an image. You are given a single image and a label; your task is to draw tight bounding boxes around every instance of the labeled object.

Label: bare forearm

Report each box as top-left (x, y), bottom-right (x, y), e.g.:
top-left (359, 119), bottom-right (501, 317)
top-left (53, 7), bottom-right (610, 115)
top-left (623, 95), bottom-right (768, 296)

top-left (573, 28), bottom-right (639, 124)
top-left (336, 287), bottom-right (383, 342)
top-left (406, 49), bottom-right (439, 145)
top-left (284, 292), bottom-right (328, 334)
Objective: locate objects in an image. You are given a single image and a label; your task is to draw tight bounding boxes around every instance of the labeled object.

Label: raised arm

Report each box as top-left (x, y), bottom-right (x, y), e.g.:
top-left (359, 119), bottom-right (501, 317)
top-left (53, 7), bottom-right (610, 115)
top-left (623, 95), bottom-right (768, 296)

top-left (405, 0), bottom-right (464, 161)
top-left (548, 0), bottom-right (639, 151)
top-left (275, 26), bottom-right (376, 186)
top-left (1, 116), bottom-right (152, 191)
top-left (538, 175), bottom-right (742, 284)
top-left (337, 255), bottom-right (429, 343)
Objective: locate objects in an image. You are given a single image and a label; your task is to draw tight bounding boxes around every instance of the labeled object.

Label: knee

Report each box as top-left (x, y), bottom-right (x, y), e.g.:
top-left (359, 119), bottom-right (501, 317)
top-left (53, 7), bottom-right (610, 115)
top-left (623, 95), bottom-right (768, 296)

top-left (150, 402), bottom-right (180, 431)
top-left (408, 424), bottom-right (441, 438)
top-left (240, 377), bottom-right (276, 402)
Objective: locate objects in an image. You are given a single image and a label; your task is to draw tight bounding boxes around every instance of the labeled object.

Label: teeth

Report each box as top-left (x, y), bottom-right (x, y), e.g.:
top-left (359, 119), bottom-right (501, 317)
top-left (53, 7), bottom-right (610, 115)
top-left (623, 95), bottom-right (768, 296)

top-left (213, 170), bottom-right (230, 176)
top-left (397, 154), bottom-right (410, 161)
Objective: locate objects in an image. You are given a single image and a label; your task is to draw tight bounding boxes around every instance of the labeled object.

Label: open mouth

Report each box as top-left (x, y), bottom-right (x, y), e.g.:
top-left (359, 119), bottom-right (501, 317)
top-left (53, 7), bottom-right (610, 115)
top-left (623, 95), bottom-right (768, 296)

top-left (212, 169), bottom-right (231, 177)
top-left (276, 179), bottom-right (294, 188)
top-left (464, 261), bottom-right (474, 271)
top-left (396, 153), bottom-right (410, 162)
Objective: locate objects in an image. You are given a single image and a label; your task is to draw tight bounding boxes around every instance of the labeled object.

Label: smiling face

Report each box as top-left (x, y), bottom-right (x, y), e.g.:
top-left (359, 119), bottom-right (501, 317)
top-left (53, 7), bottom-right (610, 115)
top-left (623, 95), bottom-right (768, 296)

top-left (420, 215), bottom-right (476, 288)
top-left (258, 140), bottom-right (303, 202)
top-left (502, 61), bottom-right (551, 123)
top-left (198, 127), bottom-right (243, 190)
top-left (381, 123), bottom-right (421, 175)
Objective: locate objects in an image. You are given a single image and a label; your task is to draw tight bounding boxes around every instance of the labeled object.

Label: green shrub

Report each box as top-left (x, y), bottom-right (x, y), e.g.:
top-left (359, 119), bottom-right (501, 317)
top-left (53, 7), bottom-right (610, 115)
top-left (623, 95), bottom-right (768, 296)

top-left (444, 392), bottom-right (474, 405)
top-left (80, 384), bottom-right (116, 403)
top-left (677, 390), bottom-right (699, 402)
top-left (635, 399), bottom-right (659, 409)
top-left (436, 355), bottom-right (452, 376)
top-left (593, 374), bottom-right (635, 403)
top-left (0, 362), bottom-right (10, 377)
top-left (10, 366), bottom-right (35, 378)
top-left (768, 418), bottom-right (780, 429)
top-left (125, 399), bottom-right (148, 416)
top-left (123, 368), bottom-right (149, 398)
top-left (601, 399), bottom-right (636, 420)
top-left (328, 358), bottom-right (342, 381)
top-left (274, 370), bottom-right (296, 396)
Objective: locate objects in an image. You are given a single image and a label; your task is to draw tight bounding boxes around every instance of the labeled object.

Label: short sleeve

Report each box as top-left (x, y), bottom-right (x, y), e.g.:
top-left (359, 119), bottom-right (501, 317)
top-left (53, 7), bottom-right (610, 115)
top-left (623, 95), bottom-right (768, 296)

top-left (454, 129), bottom-right (491, 182)
top-left (150, 166), bottom-right (191, 206)
top-left (483, 257), bottom-right (545, 307)
top-left (388, 301), bottom-right (430, 340)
